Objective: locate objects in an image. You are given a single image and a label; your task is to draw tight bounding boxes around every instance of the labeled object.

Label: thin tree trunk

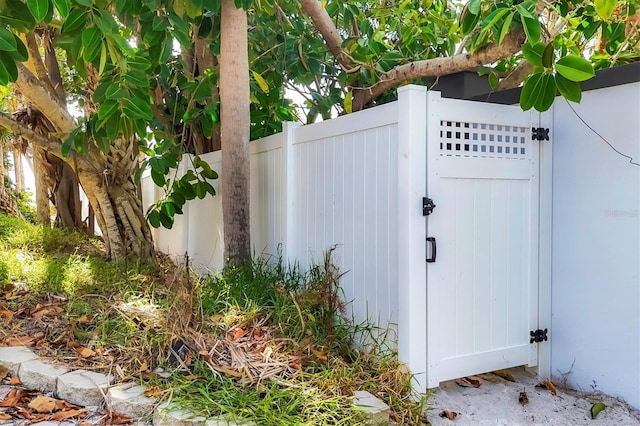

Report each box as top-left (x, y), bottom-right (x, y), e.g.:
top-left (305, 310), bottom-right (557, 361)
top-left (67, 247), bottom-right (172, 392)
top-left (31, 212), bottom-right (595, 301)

top-left (33, 147), bottom-right (51, 225)
top-left (12, 147), bottom-right (24, 192)
top-left (220, 0), bottom-right (251, 263)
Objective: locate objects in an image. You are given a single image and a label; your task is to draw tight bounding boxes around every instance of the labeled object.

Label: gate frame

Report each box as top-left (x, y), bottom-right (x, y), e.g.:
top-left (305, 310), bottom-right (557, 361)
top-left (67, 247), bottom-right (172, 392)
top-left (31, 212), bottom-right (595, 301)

top-left (396, 86), bottom-right (553, 395)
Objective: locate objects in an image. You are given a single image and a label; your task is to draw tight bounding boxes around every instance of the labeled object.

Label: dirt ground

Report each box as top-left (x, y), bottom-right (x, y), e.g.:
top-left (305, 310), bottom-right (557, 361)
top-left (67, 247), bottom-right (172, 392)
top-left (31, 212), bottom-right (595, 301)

top-left (425, 368), bottom-right (640, 426)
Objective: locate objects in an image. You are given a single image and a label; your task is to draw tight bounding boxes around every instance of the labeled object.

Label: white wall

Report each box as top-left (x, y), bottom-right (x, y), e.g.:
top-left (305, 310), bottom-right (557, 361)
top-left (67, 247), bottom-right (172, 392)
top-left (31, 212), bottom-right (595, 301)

top-left (552, 83), bottom-right (640, 408)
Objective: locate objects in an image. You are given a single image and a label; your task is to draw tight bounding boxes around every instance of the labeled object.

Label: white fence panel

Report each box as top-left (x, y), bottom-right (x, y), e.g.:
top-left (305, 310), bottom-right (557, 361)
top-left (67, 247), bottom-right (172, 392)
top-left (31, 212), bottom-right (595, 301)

top-left (292, 102), bottom-right (399, 331)
top-left (249, 133), bottom-right (286, 259)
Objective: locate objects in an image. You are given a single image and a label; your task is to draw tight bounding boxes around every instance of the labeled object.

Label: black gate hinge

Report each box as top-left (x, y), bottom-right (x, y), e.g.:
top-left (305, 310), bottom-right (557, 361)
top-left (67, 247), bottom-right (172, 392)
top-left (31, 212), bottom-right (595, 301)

top-left (532, 127), bottom-right (550, 141)
top-left (530, 328), bottom-right (548, 343)
top-left (423, 197), bottom-right (436, 216)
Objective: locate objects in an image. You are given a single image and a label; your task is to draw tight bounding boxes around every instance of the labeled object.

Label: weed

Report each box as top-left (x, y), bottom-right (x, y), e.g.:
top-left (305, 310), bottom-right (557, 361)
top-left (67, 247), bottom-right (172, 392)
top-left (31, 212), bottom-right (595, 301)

top-left (0, 213), bottom-right (427, 424)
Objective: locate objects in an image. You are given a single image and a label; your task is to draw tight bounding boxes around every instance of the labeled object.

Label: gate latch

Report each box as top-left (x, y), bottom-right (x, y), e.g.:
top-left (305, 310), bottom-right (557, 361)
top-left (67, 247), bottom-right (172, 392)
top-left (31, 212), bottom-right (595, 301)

top-left (532, 127), bottom-right (550, 141)
top-left (530, 328), bottom-right (548, 343)
top-left (423, 197), bottom-right (436, 216)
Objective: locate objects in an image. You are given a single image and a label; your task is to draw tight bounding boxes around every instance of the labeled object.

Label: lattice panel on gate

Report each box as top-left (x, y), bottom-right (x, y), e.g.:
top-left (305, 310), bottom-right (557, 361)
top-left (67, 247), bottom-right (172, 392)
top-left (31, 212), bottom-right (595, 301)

top-left (439, 120), bottom-right (529, 159)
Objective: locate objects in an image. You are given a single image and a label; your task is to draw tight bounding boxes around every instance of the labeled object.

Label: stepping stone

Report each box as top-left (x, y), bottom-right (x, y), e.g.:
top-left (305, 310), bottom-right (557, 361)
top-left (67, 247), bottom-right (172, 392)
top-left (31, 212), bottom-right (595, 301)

top-left (56, 369), bottom-right (112, 407)
top-left (0, 346), bottom-right (38, 376)
top-left (106, 383), bottom-right (156, 420)
top-left (353, 390), bottom-right (390, 425)
top-left (19, 359), bottom-right (69, 393)
top-left (153, 401), bottom-right (207, 426)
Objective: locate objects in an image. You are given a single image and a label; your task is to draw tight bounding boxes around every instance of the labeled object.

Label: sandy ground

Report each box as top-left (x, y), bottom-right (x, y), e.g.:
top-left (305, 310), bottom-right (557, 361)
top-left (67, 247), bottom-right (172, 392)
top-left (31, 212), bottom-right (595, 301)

top-left (425, 368), bottom-right (640, 426)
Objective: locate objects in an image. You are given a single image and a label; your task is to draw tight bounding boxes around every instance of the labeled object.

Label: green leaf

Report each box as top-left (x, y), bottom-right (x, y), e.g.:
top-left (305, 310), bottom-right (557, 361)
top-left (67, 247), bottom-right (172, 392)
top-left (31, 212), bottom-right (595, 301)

top-left (27, 0), bottom-right (50, 21)
top-left (148, 210), bottom-right (161, 228)
top-left (468, 0), bottom-right (481, 15)
top-left (159, 211), bottom-right (173, 229)
top-left (195, 181), bottom-right (206, 199)
top-left (481, 8), bottom-right (511, 33)
top-left (122, 97), bottom-right (153, 120)
top-left (0, 61), bottom-right (10, 86)
top-left (534, 73), bottom-right (556, 112)
top-left (344, 90), bottom-right (352, 114)
top-left (62, 9), bottom-right (86, 33)
top-left (520, 72), bottom-right (544, 110)
top-left (151, 170), bottom-right (165, 187)
top-left (123, 70), bottom-right (150, 88)
top-left (488, 70), bottom-right (500, 89)
top-left (0, 52), bottom-right (18, 82)
top-left (521, 16), bottom-right (541, 43)
top-left (515, 2), bottom-right (534, 19)
top-left (61, 130), bottom-right (75, 157)
top-left (555, 74), bottom-right (581, 103)
top-left (104, 113), bottom-right (120, 141)
top-left (97, 99), bottom-right (118, 119)
top-left (591, 402), bottom-right (606, 419)
top-left (555, 55), bottom-right (595, 81)
top-left (460, 3), bottom-right (481, 36)
top-left (498, 11), bottom-right (514, 44)
top-left (542, 42), bottom-right (554, 68)
top-left (52, 0), bottom-right (70, 18)
top-left (81, 27), bottom-right (102, 63)
top-left (0, 29), bottom-right (17, 52)
top-left (594, 0), bottom-right (616, 20)
top-left (522, 42), bottom-right (545, 67)
top-left (252, 70), bottom-right (269, 93)
top-left (8, 35), bottom-right (28, 62)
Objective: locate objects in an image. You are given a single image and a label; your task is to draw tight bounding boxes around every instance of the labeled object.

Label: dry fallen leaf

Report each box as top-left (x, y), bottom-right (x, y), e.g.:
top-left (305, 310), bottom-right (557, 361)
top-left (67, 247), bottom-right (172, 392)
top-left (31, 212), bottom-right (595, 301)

top-left (76, 347), bottom-right (97, 358)
top-left (50, 408), bottom-right (87, 421)
top-left (492, 369), bottom-right (516, 382)
top-left (30, 303), bottom-right (64, 319)
top-left (79, 422), bottom-right (94, 426)
top-left (9, 376), bottom-right (21, 385)
top-left (143, 386), bottom-right (162, 398)
top-left (228, 328), bottom-right (246, 341)
top-left (29, 395), bottom-right (58, 413)
top-left (76, 315), bottom-right (94, 323)
top-left (439, 410), bottom-right (458, 420)
top-left (4, 336), bottom-right (35, 347)
top-left (310, 347), bottom-right (328, 362)
top-left (0, 364), bottom-right (8, 381)
top-left (456, 376), bottom-right (481, 388)
top-left (100, 409), bottom-right (133, 425)
top-left (536, 379), bottom-right (557, 395)
top-left (0, 389), bottom-right (30, 407)
top-left (0, 308), bottom-right (13, 320)
top-left (0, 413), bottom-right (13, 420)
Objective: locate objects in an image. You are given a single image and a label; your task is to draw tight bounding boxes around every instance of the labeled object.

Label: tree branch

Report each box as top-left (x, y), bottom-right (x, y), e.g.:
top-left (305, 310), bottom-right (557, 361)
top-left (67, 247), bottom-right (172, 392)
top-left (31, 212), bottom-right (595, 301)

top-left (15, 63), bottom-right (75, 134)
top-left (0, 112), bottom-right (63, 156)
top-left (297, 0), bottom-right (353, 72)
top-left (497, 60), bottom-right (533, 90)
top-left (352, 29), bottom-right (526, 110)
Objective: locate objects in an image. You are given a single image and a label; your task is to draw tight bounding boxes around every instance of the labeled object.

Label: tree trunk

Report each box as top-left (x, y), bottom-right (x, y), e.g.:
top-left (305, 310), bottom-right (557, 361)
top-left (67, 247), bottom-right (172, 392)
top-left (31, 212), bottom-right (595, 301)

top-left (220, 0), bottom-right (251, 263)
top-left (55, 162), bottom-right (81, 228)
top-left (12, 147), bottom-right (24, 192)
top-left (33, 147), bottom-right (51, 225)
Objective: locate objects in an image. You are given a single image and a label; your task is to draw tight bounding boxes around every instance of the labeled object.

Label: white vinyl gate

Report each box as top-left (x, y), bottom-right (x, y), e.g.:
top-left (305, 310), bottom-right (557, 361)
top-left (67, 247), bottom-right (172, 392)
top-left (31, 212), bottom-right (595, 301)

top-left (145, 86), bottom-right (553, 394)
top-left (424, 94), bottom-right (544, 387)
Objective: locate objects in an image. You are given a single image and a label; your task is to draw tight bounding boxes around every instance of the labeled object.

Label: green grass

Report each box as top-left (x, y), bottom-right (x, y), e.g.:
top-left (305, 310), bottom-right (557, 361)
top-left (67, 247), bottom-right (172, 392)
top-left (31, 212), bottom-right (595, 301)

top-left (0, 213), bottom-right (427, 424)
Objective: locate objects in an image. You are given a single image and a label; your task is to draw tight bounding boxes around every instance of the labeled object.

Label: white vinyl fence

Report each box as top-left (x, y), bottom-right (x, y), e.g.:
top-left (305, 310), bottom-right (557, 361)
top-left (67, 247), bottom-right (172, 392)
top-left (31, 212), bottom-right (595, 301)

top-left (142, 80), bottom-right (640, 408)
top-left (143, 99), bottom-right (402, 337)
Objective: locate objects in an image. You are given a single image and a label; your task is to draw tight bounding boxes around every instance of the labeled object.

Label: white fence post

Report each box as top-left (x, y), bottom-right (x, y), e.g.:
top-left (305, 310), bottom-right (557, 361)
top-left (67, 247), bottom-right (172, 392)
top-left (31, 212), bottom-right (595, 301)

top-left (536, 108), bottom-right (553, 379)
top-left (282, 122), bottom-right (300, 263)
top-left (396, 85), bottom-right (428, 394)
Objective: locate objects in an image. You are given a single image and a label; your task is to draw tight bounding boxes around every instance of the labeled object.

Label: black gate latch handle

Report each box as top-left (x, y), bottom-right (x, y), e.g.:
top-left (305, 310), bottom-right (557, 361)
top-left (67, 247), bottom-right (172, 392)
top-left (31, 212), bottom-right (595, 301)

top-left (426, 237), bottom-right (436, 263)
